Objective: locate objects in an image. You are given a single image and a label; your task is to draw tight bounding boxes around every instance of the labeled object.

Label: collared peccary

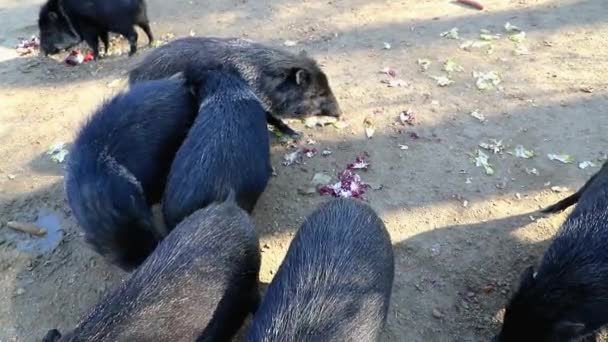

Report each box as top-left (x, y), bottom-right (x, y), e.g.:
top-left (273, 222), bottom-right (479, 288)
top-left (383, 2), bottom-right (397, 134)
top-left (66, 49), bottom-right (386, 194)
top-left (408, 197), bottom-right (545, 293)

top-left (41, 198), bottom-right (261, 342)
top-left (128, 37), bottom-right (342, 137)
top-left (541, 161), bottom-right (608, 216)
top-left (65, 77), bottom-right (197, 271)
top-left (246, 198), bottom-right (395, 342)
top-left (162, 65), bottom-right (272, 229)
top-left (38, 0), bottom-right (154, 58)
top-left (495, 163), bottom-right (608, 341)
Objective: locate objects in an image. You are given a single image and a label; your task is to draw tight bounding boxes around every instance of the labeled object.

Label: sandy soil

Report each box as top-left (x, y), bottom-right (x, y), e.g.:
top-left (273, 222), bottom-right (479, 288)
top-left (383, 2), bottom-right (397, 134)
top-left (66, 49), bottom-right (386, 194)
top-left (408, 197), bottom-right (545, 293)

top-left (0, 0), bottom-right (607, 341)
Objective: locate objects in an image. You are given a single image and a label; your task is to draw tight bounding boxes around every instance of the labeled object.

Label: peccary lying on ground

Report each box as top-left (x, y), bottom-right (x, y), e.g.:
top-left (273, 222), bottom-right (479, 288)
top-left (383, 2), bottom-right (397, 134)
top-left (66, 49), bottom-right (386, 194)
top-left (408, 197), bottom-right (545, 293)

top-left (42, 198), bottom-right (261, 342)
top-left (246, 198), bottom-right (395, 342)
top-left (128, 37), bottom-right (341, 136)
top-left (541, 161), bottom-right (608, 217)
top-left (38, 0), bottom-right (154, 58)
top-left (65, 77), bottom-right (197, 271)
top-left (496, 161), bottom-right (608, 341)
top-left (162, 65), bottom-right (272, 229)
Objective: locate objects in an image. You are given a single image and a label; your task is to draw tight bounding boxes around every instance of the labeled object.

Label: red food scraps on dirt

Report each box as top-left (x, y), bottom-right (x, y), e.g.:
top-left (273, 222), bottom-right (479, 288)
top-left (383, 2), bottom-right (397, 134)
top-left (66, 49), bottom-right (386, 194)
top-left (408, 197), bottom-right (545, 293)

top-left (16, 36), bottom-right (40, 55)
top-left (319, 169), bottom-right (369, 199)
top-left (347, 155), bottom-right (370, 170)
top-left (65, 50), bottom-right (94, 66)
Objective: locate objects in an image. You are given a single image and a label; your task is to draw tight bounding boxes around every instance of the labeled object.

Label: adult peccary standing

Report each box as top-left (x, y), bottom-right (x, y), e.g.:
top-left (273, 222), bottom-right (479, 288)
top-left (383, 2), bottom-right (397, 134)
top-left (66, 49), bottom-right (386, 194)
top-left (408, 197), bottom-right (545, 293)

top-left (128, 37), bottom-right (342, 137)
top-left (65, 76), bottom-right (197, 271)
top-left (496, 160), bottom-right (608, 341)
top-left (42, 197), bottom-right (261, 342)
top-left (162, 64), bottom-right (272, 229)
top-left (247, 198), bottom-right (395, 342)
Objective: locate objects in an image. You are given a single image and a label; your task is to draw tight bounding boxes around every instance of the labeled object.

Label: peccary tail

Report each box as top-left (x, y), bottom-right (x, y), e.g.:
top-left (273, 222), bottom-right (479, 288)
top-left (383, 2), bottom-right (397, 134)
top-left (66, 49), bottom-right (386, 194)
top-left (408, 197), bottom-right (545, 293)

top-left (540, 191), bottom-right (582, 214)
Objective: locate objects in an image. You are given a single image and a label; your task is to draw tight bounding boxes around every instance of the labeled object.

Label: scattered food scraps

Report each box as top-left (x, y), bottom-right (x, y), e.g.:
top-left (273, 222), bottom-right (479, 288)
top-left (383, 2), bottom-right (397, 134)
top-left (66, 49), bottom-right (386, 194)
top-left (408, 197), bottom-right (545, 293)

top-left (399, 144), bottom-right (409, 150)
top-left (364, 117), bottom-right (375, 138)
top-left (65, 50), bottom-right (94, 66)
top-left (417, 58), bottom-right (432, 71)
top-left (525, 167), bottom-right (539, 175)
top-left (473, 71), bottom-right (501, 90)
top-left (479, 139), bottom-right (504, 154)
top-left (460, 40), bottom-right (490, 50)
top-left (319, 169), bottom-right (369, 199)
top-left (479, 32), bottom-right (501, 41)
top-left (46, 142), bottom-right (69, 163)
top-left (321, 149), bottom-right (332, 157)
top-left (383, 42), bottom-right (392, 50)
top-left (332, 121), bottom-right (349, 130)
top-left (7, 174), bottom-right (16, 180)
top-left (348, 155), bottom-right (371, 170)
top-left (443, 58), bottom-right (464, 73)
top-left (579, 161), bottom-right (596, 169)
top-left (548, 154), bottom-right (574, 164)
top-left (303, 147), bottom-right (317, 158)
top-left (508, 31), bottom-right (526, 43)
top-left (304, 116), bottom-right (338, 128)
top-left (504, 22), bottom-right (521, 33)
top-left (380, 67), bottom-right (398, 77)
top-left (431, 75), bottom-right (454, 87)
top-left (551, 186), bottom-right (569, 193)
top-left (16, 36), bottom-right (40, 55)
top-left (470, 110), bottom-right (486, 122)
top-left (6, 221), bottom-right (47, 237)
top-left (284, 40), bottom-right (298, 47)
top-left (471, 149), bottom-right (495, 175)
top-left (579, 86), bottom-right (594, 93)
top-left (456, 0), bottom-right (484, 10)
top-left (440, 27), bottom-right (460, 40)
top-left (381, 79), bottom-right (408, 87)
top-left (399, 109), bottom-right (415, 126)
top-left (282, 149), bottom-right (301, 166)
top-left (510, 145), bottom-right (535, 159)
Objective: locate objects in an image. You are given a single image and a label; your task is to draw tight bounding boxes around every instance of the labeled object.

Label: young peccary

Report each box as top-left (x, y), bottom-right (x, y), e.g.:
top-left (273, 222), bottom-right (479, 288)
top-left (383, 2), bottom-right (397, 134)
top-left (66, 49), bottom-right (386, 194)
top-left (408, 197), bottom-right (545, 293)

top-left (541, 161), bottom-right (608, 216)
top-left (41, 198), bottom-right (261, 342)
top-left (496, 162), bottom-right (608, 341)
top-left (162, 66), bottom-right (272, 229)
top-left (65, 77), bottom-right (197, 271)
top-left (246, 198), bottom-right (395, 342)
top-left (128, 37), bottom-right (342, 136)
top-left (38, 0), bottom-right (154, 58)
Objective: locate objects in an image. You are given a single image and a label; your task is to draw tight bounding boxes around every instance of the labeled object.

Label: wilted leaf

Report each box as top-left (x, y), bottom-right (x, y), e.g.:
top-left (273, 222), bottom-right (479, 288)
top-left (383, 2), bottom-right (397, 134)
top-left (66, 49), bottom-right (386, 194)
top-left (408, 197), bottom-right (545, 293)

top-left (473, 71), bottom-right (501, 90)
top-left (431, 75), bottom-right (454, 87)
top-left (551, 186), bottom-right (569, 193)
top-left (443, 58), bottom-right (464, 73)
top-left (480, 33), bottom-right (501, 41)
top-left (504, 22), bottom-right (521, 33)
top-left (460, 40), bottom-right (490, 50)
top-left (579, 161), bottom-right (596, 169)
top-left (508, 31), bottom-right (526, 43)
top-left (46, 142), bottom-right (69, 163)
top-left (417, 58), bottom-right (432, 71)
top-left (548, 154), bottom-right (575, 164)
top-left (525, 168), bottom-right (539, 175)
top-left (470, 149), bottom-right (495, 175)
top-left (440, 27), bottom-right (460, 40)
top-left (510, 145), bottom-right (535, 159)
top-left (479, 139), bottom-right (504, 154)
top-left (470, 110), bottom-right (486, 122)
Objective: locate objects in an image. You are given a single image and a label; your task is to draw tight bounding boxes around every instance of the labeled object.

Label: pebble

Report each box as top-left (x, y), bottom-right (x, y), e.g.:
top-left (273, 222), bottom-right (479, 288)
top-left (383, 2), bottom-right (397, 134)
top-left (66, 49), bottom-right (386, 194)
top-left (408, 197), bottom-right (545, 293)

top-left (432, 308), bottom-right (444, 319)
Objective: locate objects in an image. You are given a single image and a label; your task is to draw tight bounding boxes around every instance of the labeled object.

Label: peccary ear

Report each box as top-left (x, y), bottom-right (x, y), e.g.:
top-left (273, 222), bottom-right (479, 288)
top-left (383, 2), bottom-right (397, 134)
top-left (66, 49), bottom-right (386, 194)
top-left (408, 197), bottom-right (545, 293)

top-left (292, 68), bottom-right (310, 86)
top-left (553, 320), bottom-right (585, 337)
top-left (42, 329), bottom-right (62, 342)
top-left (517, 266), bottom-right (535, 290)
top-left (48, 11), bottom-right (59, 21)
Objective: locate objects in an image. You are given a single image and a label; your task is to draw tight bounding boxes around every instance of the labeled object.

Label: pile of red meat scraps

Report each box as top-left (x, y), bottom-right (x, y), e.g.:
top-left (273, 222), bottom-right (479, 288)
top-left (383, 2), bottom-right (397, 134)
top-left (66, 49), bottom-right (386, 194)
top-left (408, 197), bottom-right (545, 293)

top-left (16, 36), bottom-right (40, 56)
top-left (319, 155), bottom-right (371, 199)
top-left (65, 50), bottom-right (94, 65)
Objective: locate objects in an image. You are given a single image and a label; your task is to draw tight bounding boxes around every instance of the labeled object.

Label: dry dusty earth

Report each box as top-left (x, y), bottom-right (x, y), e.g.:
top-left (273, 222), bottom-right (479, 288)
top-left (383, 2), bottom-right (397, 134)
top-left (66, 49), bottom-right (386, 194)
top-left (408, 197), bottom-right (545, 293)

top-left (0, 0), bottom-right (607, 341)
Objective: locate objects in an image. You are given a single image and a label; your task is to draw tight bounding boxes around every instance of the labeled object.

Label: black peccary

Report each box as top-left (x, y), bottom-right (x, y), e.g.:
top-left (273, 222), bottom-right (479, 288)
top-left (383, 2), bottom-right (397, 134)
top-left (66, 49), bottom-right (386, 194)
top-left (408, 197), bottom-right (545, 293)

top-left (496, 161), bottom-right (608, 341)
top-left (38, 0), bottom-right (154, 58)
top-left (128, 37), bottom-right (342, 137)
top-left (246, 198), bottom-right (395, 342)
top-left (162, 66), bottom-right (272, 229)
top-left (541, 161), bottom-right (608, 216)
top-left (41, 198), bottom-right (261, 342)
top-left (65, 77), bottom-right (197, 271)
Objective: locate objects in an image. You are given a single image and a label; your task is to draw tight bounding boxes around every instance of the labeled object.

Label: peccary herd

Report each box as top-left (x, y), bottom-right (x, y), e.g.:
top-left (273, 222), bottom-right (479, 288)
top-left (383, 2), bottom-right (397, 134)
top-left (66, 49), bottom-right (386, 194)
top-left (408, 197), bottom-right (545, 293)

top-left (35, 0), bottom-right (607, 341)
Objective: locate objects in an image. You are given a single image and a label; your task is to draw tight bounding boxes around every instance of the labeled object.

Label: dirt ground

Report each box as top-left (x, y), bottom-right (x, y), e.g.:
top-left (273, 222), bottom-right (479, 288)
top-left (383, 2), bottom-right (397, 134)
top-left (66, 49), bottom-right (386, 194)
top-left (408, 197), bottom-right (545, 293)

top-left (0, 0), bottom-right (607, 341)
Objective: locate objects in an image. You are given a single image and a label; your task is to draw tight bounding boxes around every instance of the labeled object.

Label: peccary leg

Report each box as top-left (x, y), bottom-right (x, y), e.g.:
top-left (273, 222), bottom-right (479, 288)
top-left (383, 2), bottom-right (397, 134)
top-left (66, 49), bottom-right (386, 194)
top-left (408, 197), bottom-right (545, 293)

top-left (266, 112), bottom-right (300, 138)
